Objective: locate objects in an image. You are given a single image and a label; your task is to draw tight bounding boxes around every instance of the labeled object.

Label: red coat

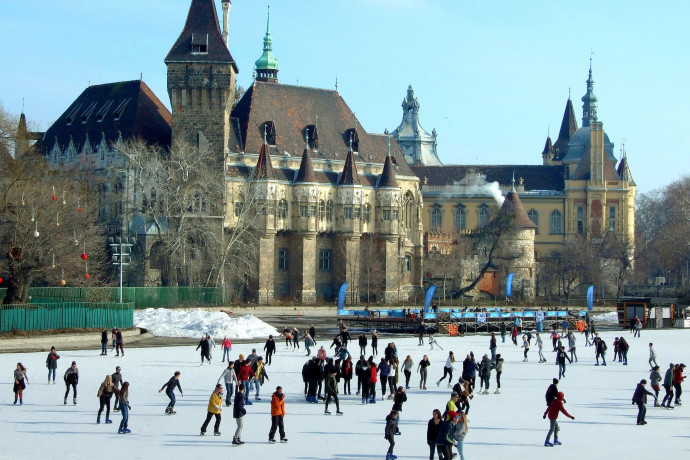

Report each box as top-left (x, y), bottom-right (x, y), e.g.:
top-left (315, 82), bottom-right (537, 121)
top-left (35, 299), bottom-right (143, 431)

top-left (673, 368), bottom-right (686, 384)
top-left (237, 365), bottom-right (255, 382)
top-left (543, 393), bottom-right (573, 420)
top-left (370, 365), bottom-right (378, 384)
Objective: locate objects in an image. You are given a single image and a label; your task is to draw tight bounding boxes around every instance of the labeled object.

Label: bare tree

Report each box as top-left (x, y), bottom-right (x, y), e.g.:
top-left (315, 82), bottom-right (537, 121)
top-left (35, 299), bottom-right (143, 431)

top-left (359, 233), bottom-right (386, 304)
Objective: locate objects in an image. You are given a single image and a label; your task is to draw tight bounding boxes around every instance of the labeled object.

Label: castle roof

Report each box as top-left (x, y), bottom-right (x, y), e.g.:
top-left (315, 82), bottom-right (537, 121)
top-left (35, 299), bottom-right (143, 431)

top-left (379, 153), bottom-right (398, 188)
top-left (230, 81), bottom-right (413, 177)
top-left (553, 98), bottom-right (578, 160)
top-left (616, 155), bottom-right (635, 186)
top-left (571, 145), bottom-right (620, 181)
top-left (253, 141), bottom-right (276, 180)
top-left (165, 0), bottom-right (238, 71)
top-left (40, 80), bottom-right (171, 155)
top-left (492, 188), bottom-right (538, 230)
top-left (338, 149), bottom-right (361, 186)
top-left (294, 145), bottom-right (317, 184)
top-left (541, 136), bottom-right (554, 157)
top-left (411, 165), bottom-right (565, 192)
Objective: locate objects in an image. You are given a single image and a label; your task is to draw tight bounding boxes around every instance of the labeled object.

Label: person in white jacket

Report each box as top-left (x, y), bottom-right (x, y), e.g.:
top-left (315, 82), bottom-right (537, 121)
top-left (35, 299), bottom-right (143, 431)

top-left (218, 362), bottom-right (238, 407)
top-left (206, 334), bottom-right (216, 361)
top-left (648, 343), bottom-right (658, 369)
top-left (436, 351), bottom-right (456, 388)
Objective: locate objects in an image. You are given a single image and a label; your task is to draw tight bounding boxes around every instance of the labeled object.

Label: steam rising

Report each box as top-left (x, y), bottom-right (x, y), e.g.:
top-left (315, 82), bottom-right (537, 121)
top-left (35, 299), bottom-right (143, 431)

top-left (441, 173), bottom-right (504, 206)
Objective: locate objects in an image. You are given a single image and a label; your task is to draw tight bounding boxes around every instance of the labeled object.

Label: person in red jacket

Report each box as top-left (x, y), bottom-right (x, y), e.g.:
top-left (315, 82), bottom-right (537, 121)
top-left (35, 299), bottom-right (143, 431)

top-left (543, 391), bottom-right (574, 447)
top-left (268, 386), bottom-right (287, 443)
top-left (673, 363), bottom-right (686, 405)
top-left (369, 361), bottom-right (378, 404)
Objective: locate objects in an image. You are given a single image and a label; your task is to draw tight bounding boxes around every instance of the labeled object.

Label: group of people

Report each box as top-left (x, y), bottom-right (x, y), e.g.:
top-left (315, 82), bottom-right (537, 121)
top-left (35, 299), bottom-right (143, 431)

top-left (100, 327), bottom-right (124, 357)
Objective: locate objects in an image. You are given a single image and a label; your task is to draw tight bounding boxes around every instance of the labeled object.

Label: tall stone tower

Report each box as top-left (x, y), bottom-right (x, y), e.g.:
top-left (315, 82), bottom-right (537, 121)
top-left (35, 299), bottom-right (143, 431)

top-left (165, 0), bottom-right (238, 156)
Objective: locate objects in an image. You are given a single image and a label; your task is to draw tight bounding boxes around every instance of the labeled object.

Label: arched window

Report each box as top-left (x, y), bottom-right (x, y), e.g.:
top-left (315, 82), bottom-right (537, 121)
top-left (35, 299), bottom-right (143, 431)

top-left (430, 204), bottom-right (442, 229)
top-left (528, 209), bottom-right (539, 233)
top-left (550, 210), bottom-right (563, 234)
top-left (277, 199), bottom-right (288, 219)
top-left (326, 200), bottom-right (334, 221)
top-left (363, 204), bottom-right (371, 223)
top-left (478, 205), bottom-right (490, 228)
top-left (455, 204), bottom-right (466, 231)
top-left (403, 192), bottom-right (414, 228)
top-left (319, 200), bottom-right (325, 221)
top-left (234, 193), bottom-right (245, 217)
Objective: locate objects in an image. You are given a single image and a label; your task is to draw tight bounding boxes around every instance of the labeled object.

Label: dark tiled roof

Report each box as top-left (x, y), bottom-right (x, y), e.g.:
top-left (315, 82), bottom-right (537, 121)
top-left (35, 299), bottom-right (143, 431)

top-left (230, 82), bottom-right (414, 177)
top-left (338, 150), bottom-right (361, 185)
top-left (41, 80), bottom-right (172, 155)
top-left (412, 165), bottom-right (566, 192)
top-left (253, 142), bottom-right (276, 180)
top-left (571, 147), bottom-right (620, 181)
top-left (616, 156), bottom-right (635, 185)
top-left (294, 147), bottom-right (317, 183)
top-left (165, 0), bottom-right (238, 71)
top-left (541, 136), bottom-right (554, 156)
top-left (492, 190), bottom-right (538, 230)
top-left (379, 155), bottom-right (398, 188)
top-left (553, 98), bottom-right (578, 160)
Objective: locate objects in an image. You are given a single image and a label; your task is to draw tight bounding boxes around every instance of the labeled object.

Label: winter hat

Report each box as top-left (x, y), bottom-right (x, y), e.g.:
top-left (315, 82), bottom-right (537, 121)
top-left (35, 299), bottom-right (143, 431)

top-left (553, 378), bottom-right (559, 384)
top-left (71, 361), bottom-right (77, 365)
top-left (451, 391), bottom-right (459, 398)
top-left (258, 356), bottom-right (263, 361)
top-left (252, 349), bottom-right (257, 353)
top-left (51, 346), bottom-right (56, 350)
top-left (447, 411), bottom-right (458, 419)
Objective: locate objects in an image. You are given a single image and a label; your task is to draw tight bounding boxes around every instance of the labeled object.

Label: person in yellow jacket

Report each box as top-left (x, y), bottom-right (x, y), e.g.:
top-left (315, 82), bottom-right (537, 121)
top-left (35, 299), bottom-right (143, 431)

top-left (253, 357), bottom-right (270, 401)
top-left (200, 384), bottom-right (223, 436)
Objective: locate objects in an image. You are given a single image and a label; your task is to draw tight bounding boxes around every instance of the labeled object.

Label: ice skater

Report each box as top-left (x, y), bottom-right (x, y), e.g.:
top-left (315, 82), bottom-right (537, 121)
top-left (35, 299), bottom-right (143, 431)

top-left (418, 321), bottom-right (426, 345)
top-left (648, 343), bottom-right (658, 369)
top-left (232, 384), bottom-right (247, 445)
top-left (566, 331), bottom-right (577, 363)
top-left (268, 386), bottom-right (287, 443)
top-left (429, 334), bottom-right (442, 350)
top-left (556, 346), bottom-right (572, 379)
top-left (100, 328), bottom-right (108, 356)
top-left (543, 391), bottom-right (574, 446)
top-left (649, 365), bottom-right (662, 406)
top-left (46, 346), bottom-right (60, 384)
top-left (521, 335), bottom-right (530, 361)
top-left (112, 365), bottom-right (123, 411)
top-left (159, 371), bottom-right (183, 414)
top-left (200, 384), bottom-right (223, 436)
top-left (218, 361), bottom-right (238, 406)
top-left (661, 363), bottom-right (675, 408)
top-left (673, 363), bottom-right (686, 405)
top-left (494, 354), bottom-right (504, 394)
top-left (536, 333), bottom-right (546, 363)
top-left (371, 330), bottom-right (379, 356)
top-left (196, 335), bottom-right (211, 365)
top-left (264, 335), bottom-right (276, 365)
top-left (324, 371), bottom-right (342, 415)
top-left (13, 363), bottom-right (29, 405)
top-left (618, 337), bottom-right (630, 365)
top-left (117, 382), bottom-right (131, 434)
top-left (594, 336), bottom-right (607, 366)
top-left (221, 336), bottom-right (232, 362)
top-left (96, 374), bottom-right (115, 424)
top-left (63, 361), bottom-right (79, 405)
top-left (418, 355), bottom-right (430, 390)
top-left (436, 351), bottom-right (456, 388)
top-left (632, 379), bottom-right (655, 425)
top-left (115, 328), bottom-right (124, 357)
top-left (384, 410), bottom-right (398, 460)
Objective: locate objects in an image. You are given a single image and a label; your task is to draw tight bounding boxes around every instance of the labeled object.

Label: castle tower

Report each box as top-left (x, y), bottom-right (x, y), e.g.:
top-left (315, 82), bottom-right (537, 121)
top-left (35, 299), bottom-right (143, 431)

top-left (552, 97), bottom-right (578, 161)
top-left (541, 136), bottom-right (555, 165)
top-left (254, 6), bottom-right (279, 83)
top-left (581, 60), bottom-right (598, 128)
top-left (392, 85), bottom-right (441, 166)
top-left (252, 137), bottom-right (278, 304)
top-left (377, 138), bottom-right (403, 302)
top-left (165, 0), bottom-right (238, 157)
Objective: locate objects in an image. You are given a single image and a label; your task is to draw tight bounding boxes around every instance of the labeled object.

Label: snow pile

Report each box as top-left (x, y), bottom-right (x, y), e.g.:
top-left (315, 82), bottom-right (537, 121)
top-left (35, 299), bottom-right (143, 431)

top-left (591, 311), bottom-right (619, 325)
top-left (134, 308), bottom-right (278, 339)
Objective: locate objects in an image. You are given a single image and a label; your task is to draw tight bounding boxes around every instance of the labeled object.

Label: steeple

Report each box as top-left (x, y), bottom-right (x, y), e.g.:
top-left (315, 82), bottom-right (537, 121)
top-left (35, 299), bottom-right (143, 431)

top-left (581, 59), bottom-right (598, 127)
top-left (616, 146), bottom-right (635, 185)
top-left (541, 136), bottom-right (555, 165)
top-left (378, 137), bottom-right (398, 188)
top-left (392, 85), bottom-right (442, 166)
top-left (253, 134), bottom-right (276, 180)
top-left (255, 6), bottom-right (279, 83)
top-left (553, 97), bottom-right (578, 159)
top-left (338, 139), bottom-right (361, 186)
top-left (295, 133), bottom-right (317, 184)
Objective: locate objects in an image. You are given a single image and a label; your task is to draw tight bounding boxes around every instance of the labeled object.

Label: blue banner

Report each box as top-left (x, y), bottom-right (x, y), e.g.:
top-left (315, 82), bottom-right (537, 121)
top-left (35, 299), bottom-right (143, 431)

top-left (337, 283), bottom-right (348, 309)
top-left (506, 273), bottom-right (514, 297)
top-left (424, 286), bottom-right (436, 313)
top-left (587, 285), bottom-right (594, 311)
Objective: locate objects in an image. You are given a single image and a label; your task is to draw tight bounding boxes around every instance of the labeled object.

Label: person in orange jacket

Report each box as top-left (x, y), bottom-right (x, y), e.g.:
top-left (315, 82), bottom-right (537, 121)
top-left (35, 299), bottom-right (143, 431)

top-left (268, 386), bottom-right (287, 443)
top-left (543, 391), bottom-right (574, 447)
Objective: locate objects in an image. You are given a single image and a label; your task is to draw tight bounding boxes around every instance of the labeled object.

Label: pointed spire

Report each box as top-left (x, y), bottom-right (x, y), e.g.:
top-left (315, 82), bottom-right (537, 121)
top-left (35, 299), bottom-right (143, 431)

top-left (493, 189), bottom-right (537, 231)
top-left (581, 59), bottom-right (598, 127)
top-left (295, 132), bottom-right (317, 184)
top-left (541, 136), bottom-right (554, 157)
top-left (255, 5), bottom-right (279, 83)
top-left (616, 154), bottom-right (635, 185)
top-left (379, 136), bottom-right (398, 188)
top-left (253, 133), bottom-right (275, 180)
top-left (553, 98), bottom-right (578, 159)
top-left (338, 142), bottom-right (360, 186)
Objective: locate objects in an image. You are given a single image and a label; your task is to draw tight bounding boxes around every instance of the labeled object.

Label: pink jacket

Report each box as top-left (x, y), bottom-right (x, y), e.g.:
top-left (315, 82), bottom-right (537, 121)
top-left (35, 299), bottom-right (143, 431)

top-left (222, 339), bottom-right (232, 349)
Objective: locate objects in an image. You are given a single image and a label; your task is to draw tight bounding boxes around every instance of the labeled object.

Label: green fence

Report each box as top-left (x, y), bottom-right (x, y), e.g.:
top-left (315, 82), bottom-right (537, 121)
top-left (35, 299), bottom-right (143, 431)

top-left (0, 302), bottom-right (134, 333)
top-left (0, 287), bottom-right (224, 309)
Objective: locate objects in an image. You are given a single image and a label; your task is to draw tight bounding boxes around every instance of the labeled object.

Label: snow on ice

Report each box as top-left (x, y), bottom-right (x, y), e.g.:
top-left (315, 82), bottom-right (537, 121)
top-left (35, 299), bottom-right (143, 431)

top-left (1, 326), bottom-right (689, 459)
top-left (133, 308), bottom-right (278, 339)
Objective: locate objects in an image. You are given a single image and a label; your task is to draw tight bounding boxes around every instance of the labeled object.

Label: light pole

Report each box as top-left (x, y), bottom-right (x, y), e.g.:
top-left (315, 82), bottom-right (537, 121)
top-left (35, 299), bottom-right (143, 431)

top-left (108, 236), bottom-right (135, 304)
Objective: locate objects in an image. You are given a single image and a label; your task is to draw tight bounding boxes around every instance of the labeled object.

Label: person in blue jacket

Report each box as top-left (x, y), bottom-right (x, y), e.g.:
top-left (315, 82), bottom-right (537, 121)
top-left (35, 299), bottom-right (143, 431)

top-left (379, 358), bottom-right (391, 397)
top-left (233, 384), bottom-right (247, 444)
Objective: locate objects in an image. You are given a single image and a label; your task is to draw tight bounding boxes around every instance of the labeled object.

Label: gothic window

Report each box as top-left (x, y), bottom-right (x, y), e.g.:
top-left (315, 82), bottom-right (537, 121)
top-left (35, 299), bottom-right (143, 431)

top-left (344, 206), bottom-right (352, 219)
top-left (319, 250), bottom-right (332, 271)
top-left (353, 206), bottom-right (361, 219)
top-left (300, 204), bottom-right (308, 217)
top-left (577, 206), bottom-right (584, 234)
top-left (306, 125), bottom-right (319, 150)
top-left (478, 205), bottom-right (490, 228)
top-left (431, 204), bottom-right (442, 229)
top-left (319, 200), bottom-right (326, 221)
top-left (550, 210), bottom-right (563, 234)
top-left (528, 209), bottom-right (539, 233)
top-left (363, 204), bottom-right (371, 223)
top-left (278, 249), bottom-right (289, 271)
top-left (403, 192), bottom-right (414, 228)
top-left (346, 128), bottom-right (359, 151)
top-left (392, 209), bottom-right (399, 221)
top-left (309, 205), bottom-right (317, 217)
top-left (326, 200), bottom-right (334, 221)
top-left (383, 209), bottom-right (391, 221)
top-left (405, 254), bottom-right (412, 271)
top-left (455, 204), bottom-right (466, 231)
top-left (277, 199), bottom-right (288, 219)
top-left (609, 206), bottom-right (616, 230)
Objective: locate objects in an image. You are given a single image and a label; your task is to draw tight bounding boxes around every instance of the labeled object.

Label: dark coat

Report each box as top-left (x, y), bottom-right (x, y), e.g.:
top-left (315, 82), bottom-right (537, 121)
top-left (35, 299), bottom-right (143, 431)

top-left (392, 391), bottom-right (407, 412)
top-left (264, 339), bottom-right (276, 353)
top-left (427, 418), bottom-right (442, 445)
top-left (632, 383), bottom-right (654, 404)
top-left (436, 420), bottom-right (455, 446)
top-left (233, 391), bottom-right (247, 418)
top-left (545, 384), bottom-right (559, 406)
top-left (101, 331), bottom-right (108, 344)
top-left (384, 414), bottom-right (397, 440)
top-left (196, 338), bottom-right (210, 354)
top-left (46, 352), bottom-right (60, 369)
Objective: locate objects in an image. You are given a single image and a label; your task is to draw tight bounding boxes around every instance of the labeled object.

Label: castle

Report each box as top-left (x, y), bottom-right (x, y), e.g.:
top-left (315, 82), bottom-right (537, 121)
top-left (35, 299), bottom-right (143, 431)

top-left (29, 0), bottom-right (635, 304)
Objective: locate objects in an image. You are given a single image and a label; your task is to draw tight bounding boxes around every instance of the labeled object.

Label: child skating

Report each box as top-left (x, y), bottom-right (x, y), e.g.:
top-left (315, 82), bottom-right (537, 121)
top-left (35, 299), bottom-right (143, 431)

top-left (543, 391), bottom-right (574, 446)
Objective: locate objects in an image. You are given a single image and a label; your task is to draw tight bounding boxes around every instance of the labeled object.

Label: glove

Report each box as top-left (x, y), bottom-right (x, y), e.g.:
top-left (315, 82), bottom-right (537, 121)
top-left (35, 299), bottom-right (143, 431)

top-left (543, 415), bottom-right (546, 419)
top-left (570, 416), bottom-right (575, 420)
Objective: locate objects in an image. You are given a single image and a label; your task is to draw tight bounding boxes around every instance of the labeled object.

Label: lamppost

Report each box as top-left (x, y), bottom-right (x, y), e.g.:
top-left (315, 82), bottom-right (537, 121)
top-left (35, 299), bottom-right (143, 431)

top-left (108, 236), bottom-right (135, 304)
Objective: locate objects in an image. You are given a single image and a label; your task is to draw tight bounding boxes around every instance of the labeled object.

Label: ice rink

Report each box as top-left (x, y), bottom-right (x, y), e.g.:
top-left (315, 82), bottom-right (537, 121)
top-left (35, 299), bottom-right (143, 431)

top-left (1, 326), bottom-right (688, 459)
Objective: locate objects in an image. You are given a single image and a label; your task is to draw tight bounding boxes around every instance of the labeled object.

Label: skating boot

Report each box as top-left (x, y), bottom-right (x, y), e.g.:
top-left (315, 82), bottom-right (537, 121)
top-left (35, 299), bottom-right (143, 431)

top-left (64, 398), bottom-right (67, 405)
top-left (553, 438), bottom-right (561, 445)
top-left (544, 441), bottom-right (554, 447)
top-left (280, 438), bottom-right (288, 443)
top-left (494, 388), bottom-right (501, 394)
top-left (73, 398), bottom-right (77, 405)
top-left (214, 431), bottom-right (221, 436)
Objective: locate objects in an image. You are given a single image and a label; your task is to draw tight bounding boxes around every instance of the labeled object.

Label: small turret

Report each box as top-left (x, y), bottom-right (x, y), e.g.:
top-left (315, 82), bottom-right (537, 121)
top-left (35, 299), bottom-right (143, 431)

top-left (379, 137), bottom-right (398, 188)
top-left (581, 60), bottom-right (598, 128)
top-left (254, 6), bottom-right (279, 83)
top-left (541, 136), bottom-right (555, 165)
top-left (294, 134), bottom-right (317, 184)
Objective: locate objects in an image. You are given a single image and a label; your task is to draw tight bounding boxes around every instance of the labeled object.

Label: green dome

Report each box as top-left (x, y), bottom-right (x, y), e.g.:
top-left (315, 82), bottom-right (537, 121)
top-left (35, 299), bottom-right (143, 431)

top-left (255, 7), bottom-right (279, 72)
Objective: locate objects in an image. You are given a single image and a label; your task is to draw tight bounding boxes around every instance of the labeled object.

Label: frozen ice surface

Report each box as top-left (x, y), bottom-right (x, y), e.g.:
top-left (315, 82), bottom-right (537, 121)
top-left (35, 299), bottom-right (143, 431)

top-left (1, 327), bottom-right (689, 459)
top-left (134, 308), bottom-right (279, 339)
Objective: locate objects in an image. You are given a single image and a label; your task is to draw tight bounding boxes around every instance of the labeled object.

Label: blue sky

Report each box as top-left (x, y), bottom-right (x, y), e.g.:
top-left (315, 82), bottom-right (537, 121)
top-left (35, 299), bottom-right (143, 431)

top-left (2, 0), bottom-right (688, 194)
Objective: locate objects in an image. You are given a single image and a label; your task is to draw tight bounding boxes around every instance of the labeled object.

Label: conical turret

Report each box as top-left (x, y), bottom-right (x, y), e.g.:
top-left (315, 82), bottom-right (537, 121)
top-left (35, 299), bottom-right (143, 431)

top-left (541, 136), bottom-right (555, 165)
top-left (338, 140), bottom-right (360, 186)
top-left (253, 138), bottom-right (275, 180)
top-left (379, 138), bottom-right (398, 188)
top-left (553, 98), bottom-right (578, 160)
top-left (295, 135), bottom-right (317, 184)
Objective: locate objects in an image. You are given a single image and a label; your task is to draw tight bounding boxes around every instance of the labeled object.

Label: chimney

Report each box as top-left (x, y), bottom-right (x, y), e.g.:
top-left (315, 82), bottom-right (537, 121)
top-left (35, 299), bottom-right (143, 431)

top-left (221, 0), bottom-right (231, 48)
